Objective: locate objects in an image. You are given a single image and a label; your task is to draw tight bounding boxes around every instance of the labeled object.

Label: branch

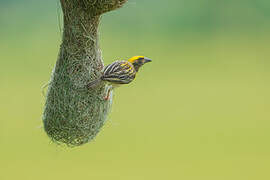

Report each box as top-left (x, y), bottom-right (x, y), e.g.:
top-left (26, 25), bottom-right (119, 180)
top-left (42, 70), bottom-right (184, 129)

top-left (85, 0), bottom-right (128, 15)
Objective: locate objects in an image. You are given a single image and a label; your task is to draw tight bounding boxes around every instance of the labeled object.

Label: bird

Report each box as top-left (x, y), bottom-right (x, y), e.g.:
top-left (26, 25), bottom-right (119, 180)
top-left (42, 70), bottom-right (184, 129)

top-left (87, 56), bottom-right (152, 100)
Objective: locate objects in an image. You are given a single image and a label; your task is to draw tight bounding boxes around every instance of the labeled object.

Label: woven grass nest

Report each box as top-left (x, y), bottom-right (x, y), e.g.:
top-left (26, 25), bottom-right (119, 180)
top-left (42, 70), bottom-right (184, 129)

top-left (43, 0), bottom-right (127, 147)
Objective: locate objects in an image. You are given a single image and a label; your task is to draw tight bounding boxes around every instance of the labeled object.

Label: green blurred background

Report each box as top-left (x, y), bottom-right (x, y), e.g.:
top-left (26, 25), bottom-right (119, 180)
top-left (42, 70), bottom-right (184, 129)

top-left (1, 0), bottom-right (270, 179)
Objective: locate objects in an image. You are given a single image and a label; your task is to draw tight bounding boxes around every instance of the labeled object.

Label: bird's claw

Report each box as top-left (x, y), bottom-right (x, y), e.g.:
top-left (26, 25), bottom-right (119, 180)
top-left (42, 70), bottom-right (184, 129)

top-left (104, 85), bottom-right (113, 101)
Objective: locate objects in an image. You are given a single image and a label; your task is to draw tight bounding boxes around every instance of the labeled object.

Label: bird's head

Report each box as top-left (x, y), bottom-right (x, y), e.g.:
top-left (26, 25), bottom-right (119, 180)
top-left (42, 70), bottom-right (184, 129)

top-left (128, 56), bottom-right (152, 72)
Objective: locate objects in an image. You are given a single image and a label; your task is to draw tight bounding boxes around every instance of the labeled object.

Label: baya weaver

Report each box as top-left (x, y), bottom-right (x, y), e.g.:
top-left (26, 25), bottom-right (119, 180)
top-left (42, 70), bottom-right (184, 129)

top-left (87, 56), bottom-right (152, 100)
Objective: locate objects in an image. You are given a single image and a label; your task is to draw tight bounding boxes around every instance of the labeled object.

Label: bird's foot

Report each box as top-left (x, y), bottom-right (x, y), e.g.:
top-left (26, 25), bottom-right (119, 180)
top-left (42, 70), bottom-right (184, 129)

top-left (104, 85), bottom-right (113, 101)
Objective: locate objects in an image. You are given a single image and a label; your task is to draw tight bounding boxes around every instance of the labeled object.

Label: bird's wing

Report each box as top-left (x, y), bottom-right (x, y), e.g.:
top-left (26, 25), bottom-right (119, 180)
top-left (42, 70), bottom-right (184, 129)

top-left (102, 61), bottom-right (136, 84)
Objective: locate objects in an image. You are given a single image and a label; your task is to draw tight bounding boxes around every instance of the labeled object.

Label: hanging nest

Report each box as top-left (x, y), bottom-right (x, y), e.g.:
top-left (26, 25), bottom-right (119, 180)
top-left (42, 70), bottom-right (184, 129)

top-left (43, 0), bottom-right (127, 147)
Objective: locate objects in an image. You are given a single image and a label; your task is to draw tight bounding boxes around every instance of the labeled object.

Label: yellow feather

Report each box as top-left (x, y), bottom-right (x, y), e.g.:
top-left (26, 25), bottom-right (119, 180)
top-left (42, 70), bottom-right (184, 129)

top-left (128, 56), bottom-right (144, 63)
top-left (120, 62), bottom-right (127, 67)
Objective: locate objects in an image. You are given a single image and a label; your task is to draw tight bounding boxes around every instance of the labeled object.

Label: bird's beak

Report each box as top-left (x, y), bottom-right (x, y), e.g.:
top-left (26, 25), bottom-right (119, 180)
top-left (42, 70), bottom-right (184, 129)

top-left (144, 57), bottom-right (152, 63)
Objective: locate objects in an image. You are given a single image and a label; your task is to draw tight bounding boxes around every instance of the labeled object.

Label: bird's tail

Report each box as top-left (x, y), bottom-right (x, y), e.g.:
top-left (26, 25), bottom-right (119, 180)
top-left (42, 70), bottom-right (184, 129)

top-left (86, 78), bottom-right (102, 89)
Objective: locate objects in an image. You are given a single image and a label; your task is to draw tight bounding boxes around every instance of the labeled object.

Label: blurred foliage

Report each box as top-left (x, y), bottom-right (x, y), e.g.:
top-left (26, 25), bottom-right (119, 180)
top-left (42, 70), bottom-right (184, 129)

top-left (1, 0), bottom-right (270, 180)
top-left (1, 0), bottom-right (270, 35)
